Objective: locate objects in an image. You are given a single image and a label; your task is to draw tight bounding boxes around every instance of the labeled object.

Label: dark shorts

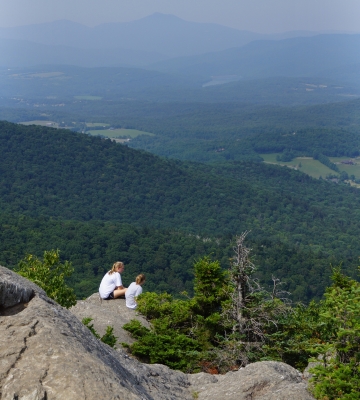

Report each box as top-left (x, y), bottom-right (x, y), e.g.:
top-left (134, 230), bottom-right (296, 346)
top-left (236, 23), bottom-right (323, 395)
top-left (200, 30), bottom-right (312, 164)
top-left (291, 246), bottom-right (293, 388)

top-left (103, 291), bottom-right (115, 300)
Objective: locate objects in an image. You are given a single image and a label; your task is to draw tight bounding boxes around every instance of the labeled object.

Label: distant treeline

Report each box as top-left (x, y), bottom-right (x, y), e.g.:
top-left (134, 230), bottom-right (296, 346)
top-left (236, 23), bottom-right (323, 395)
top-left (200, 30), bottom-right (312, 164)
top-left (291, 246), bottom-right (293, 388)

top-left (1, 95), bottom-right (360, 163)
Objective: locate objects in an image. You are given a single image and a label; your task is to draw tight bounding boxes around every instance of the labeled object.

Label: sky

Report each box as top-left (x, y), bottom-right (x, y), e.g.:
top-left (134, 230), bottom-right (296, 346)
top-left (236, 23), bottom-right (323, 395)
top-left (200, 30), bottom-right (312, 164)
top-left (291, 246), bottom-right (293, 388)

top-left (1, 0), bottom-right (360, 33)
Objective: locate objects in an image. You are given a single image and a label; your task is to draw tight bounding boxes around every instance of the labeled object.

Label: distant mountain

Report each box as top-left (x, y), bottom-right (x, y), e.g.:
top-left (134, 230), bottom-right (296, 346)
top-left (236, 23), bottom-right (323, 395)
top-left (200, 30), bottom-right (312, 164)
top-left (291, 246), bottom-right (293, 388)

top-left (0, 38), bottom-right (168, 68)
top-left (0, 14), bottom-right (335, 61)
top-left (149, 34), bottom-right (360, 83)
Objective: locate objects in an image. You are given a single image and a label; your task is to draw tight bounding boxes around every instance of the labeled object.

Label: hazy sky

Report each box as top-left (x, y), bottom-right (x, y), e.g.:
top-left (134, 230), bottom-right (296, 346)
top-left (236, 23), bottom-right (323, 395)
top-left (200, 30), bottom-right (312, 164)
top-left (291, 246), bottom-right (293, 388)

top-left (1, 0), bottom-right (360, 33)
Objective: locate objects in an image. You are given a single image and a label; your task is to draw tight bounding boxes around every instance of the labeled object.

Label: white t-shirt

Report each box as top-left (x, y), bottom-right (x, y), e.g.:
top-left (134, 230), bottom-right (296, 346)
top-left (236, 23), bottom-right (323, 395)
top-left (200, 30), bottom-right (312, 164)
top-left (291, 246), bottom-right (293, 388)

top-left (125, 282), bottom-right (143, 309)
top-left (99, 271), bottom-right (122, 299)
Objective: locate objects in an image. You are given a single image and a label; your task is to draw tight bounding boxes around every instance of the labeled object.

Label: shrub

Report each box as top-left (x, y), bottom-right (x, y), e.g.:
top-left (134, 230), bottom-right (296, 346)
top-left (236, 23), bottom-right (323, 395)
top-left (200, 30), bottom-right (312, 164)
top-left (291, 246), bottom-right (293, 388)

top-left (82, 317), bottom-right (117, 348)
top-left (16, 249), bottom-right (76, 308)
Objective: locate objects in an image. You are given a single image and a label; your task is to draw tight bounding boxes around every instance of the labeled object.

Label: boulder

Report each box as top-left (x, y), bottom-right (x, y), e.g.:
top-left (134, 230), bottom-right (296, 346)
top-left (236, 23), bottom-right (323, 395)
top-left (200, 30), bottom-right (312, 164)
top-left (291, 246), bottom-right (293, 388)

top-left (0, 266), bottom-right (315, 400)
top-left (70, 293), bottom-right (150, 345)
top-left (188, 361), bottom-right (315, 399)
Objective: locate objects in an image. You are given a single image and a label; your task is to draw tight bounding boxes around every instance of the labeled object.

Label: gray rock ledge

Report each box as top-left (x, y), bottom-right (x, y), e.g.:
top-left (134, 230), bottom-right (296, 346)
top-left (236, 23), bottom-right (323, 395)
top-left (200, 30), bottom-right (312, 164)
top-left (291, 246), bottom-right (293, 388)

top-left (0, 266), bottom-right (192, 400)
top-left (0, 266), bottom-right (315, 400)
top-left (70, 293), bottom-right (150, 345)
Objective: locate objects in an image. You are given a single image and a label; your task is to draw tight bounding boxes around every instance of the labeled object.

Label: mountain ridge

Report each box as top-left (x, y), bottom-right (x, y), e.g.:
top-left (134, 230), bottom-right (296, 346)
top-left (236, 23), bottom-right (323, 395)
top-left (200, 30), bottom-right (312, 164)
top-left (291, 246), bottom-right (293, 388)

top-left (0, 14), bottom-right (345, 61)
top-left (148, 34), bottom-right (360, 82)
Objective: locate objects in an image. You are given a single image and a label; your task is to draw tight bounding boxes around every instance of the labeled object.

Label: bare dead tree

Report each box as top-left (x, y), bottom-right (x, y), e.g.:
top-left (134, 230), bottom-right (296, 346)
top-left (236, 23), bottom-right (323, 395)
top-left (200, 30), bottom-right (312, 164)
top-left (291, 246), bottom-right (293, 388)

top-left (271, 275), bottom-right (291, 305)
top-left (214, 232), bottom-right (291, 370)
top-left (228, 231), bottom-right (256, 335)
top-left (221, 231), bottom-right (266, 339)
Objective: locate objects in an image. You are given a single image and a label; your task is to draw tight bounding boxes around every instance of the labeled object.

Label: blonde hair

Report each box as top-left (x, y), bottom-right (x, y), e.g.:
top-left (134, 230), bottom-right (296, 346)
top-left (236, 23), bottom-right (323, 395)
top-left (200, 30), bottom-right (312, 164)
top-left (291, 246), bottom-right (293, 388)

top-left (135, 274), bottom-right (146, 285)
top-left (108, 261), bottom-right (124, 275)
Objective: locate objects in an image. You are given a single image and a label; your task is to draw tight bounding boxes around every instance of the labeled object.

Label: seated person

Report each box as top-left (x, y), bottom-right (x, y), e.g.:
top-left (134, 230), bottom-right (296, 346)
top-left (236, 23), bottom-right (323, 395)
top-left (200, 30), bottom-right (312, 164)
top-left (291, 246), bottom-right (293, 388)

top-left (99, 261), bottom-right (127, 300)
top-left (125, 274), bottom-right (146, 309)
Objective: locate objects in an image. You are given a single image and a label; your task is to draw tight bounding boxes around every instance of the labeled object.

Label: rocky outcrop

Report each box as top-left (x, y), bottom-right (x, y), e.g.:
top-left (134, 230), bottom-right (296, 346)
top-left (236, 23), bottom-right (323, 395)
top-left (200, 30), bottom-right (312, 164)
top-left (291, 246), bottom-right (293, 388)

top-left (0, 266), bottom-right (315, 400)
top-left (70, 293), bottom-right (150, 345)
top-left (189, 362), bottom-right (315, 400)
top-left (0, 266), bottom-right (192, 400)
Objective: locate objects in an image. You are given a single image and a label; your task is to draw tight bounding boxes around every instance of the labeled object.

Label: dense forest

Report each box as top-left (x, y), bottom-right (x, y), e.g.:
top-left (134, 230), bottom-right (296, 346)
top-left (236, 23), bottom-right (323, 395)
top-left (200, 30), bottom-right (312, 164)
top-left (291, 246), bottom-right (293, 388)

top-left (0, 213), bottom-right (340, 301)
top-left (0, 121), bottom-right (359, 303)
top-left (2, 121), bottom-right (360, 245)
top-left (1, 93), bottom-right (359, 163)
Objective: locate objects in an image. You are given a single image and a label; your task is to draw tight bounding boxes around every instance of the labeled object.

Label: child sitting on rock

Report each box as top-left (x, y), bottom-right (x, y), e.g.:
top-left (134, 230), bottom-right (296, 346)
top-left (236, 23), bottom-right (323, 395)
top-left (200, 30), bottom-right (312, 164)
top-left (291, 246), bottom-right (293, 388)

top-left (125, 274), bottom-right (146, 309)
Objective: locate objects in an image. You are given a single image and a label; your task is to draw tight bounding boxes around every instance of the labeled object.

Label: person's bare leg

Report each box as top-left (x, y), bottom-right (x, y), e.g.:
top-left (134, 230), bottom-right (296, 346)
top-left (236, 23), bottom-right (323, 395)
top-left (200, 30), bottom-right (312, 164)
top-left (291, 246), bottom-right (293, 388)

top-left (114, 288), bottom-right (127, 298)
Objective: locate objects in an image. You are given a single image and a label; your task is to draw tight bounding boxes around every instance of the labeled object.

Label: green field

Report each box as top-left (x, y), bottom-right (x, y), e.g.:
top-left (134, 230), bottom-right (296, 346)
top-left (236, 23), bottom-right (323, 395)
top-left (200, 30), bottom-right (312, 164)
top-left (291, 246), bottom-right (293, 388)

top-left (19, 120), bottom-right (60, 128)
top-left (260, 154), bottom-right (337, 179)
top-left (18, 121), bottom-right (154, 139)
top-left (87, 128), bottom-right (154, 139)
top-left (74, 96), bottom-right (102, 101)
top-left (329, 157), bottom-right (360, 179)
top-left (261, 154), bottom-right (360, 181)
top-left (85, 123), bottom-right (110, 128)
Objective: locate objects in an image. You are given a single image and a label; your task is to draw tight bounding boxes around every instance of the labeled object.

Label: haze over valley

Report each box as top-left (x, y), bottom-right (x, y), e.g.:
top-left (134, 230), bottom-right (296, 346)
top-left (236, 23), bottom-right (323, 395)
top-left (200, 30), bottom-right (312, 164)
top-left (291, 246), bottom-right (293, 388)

top-left (1, 2), bottom-right (360, 396)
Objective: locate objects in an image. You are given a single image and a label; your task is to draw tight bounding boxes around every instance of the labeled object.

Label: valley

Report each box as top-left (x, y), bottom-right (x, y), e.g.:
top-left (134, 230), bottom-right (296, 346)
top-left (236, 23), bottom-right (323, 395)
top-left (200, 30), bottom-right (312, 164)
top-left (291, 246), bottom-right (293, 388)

top-left (1, 19), bottom-right (359, 306)
top-left (1, 12), bottom-right (360, 394)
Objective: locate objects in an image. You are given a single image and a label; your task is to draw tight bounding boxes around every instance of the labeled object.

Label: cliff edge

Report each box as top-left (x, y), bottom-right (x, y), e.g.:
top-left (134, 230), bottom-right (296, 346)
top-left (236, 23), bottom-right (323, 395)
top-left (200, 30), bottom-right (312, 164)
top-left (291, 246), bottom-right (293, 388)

top-left (0, 266), bottom-right (314, 400)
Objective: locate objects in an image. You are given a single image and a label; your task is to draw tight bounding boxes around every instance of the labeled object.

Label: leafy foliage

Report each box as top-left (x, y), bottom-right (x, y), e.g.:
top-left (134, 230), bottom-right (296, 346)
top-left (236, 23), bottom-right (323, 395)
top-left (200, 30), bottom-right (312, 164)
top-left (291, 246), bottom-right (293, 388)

top-left (101, 326), bottom-right (118, 348)
top-left (122, 257), bottom-right (230, 371)
top-left (193, 256), bottom-right (228, 317)
top-left (309, 268), bottom-right (360, 399)
top-left (123, 246), bottom-right (360, 400)
top-left (0, 211), bottom-right (348, 302)
top-left (123, 295), bottom-right (202, 371)
top-left (123, 319), bottom-right (201, 371)
top-left (16, 249), bottom-right (76, 308)
top-left (82, 317), bottom-right (118, 348)
top-left (262, 267), bottom-right (360, 398)
top-left (123, 244), bottom-right (291, 373)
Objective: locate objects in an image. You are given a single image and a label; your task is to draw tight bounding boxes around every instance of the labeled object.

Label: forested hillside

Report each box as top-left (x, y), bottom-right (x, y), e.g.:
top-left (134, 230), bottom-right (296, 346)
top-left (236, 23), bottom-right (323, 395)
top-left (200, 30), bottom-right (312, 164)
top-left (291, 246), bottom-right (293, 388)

top-left (2, 95), bottom-right (359, 163)
top-left (2, 121), bottom-right (360, 242)
top-left (0, 121), bottom-right (359, 301)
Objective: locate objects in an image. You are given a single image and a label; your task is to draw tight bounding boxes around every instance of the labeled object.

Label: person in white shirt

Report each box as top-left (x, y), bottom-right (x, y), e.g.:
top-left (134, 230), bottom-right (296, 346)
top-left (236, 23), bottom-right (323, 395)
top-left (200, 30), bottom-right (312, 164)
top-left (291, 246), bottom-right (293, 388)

top-left (99, 261), bottom-right (127, 300)
top-left (125, 274), bottom-right (146, 309)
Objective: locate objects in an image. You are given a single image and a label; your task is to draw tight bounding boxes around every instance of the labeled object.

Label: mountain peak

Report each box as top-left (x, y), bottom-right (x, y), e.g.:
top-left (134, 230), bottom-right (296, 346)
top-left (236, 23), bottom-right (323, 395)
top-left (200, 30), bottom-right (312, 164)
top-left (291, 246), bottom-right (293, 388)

top-left (142, 12), bottom-right (184, 21)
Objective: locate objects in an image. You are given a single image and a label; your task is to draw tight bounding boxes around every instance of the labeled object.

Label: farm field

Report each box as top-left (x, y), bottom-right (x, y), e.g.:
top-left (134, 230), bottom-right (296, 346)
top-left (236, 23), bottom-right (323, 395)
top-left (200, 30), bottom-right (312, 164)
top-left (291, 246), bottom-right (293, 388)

top-left (85, 123), bottom-right (110, 128)
top-left (19, 120), bottom-right (60, 128)
top-left (261, 154), bottom-right (360, 180)
top-left (87, 128), bottom-right (154, 139)
top-left (17, 121), bottom-right (154, 141)
top-left (329, 156), bottom-right (360, 178)
top-left (260, 154), bottom-right (336, 179)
